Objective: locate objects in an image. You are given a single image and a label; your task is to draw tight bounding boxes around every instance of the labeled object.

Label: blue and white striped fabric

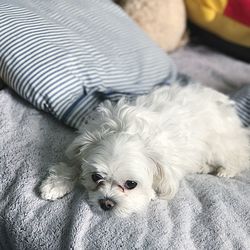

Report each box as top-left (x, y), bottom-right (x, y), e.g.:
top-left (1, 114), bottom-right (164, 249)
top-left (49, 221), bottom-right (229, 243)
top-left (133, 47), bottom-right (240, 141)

top-left (0, 0), bottom-right (177, 129)
top-left (231, 86), bottom-right (250, 127)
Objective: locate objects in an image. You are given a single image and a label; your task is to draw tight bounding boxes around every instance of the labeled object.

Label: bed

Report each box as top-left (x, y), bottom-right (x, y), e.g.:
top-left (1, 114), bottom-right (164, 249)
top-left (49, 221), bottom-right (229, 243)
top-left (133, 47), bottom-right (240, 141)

top-left (1, 0), bottom-right (250, 249)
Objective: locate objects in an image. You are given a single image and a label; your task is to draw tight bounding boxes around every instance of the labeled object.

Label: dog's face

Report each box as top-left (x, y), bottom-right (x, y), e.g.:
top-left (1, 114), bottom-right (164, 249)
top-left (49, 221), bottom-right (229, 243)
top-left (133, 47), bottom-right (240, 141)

top-left (65, 100), bottom-right (179, 216)
top-left (74, 133), bottom-right (156, 217)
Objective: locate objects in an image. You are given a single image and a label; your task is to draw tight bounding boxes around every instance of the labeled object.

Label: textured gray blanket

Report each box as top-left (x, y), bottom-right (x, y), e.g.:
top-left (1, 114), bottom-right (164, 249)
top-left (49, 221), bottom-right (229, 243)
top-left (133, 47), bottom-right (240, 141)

top-left (1, 45), bottom-right (250, 250)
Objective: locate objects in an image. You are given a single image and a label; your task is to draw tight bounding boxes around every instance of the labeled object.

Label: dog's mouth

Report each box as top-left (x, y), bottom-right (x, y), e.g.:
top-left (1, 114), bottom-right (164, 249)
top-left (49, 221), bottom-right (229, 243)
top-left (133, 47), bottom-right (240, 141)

top-left (87, 193), bottom-right (118, 213)
top-left (87, 201), bottom-right (119, 217)
top-left (88, 198), bottom-right (138, 217)
top-left (98, 198), bottom-right (116, 211)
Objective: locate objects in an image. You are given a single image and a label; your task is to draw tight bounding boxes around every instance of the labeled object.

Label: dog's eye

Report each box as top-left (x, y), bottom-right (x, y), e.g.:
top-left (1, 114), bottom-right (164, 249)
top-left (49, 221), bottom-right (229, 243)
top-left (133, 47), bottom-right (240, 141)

top-left (124, 180), bottom-right (137, 190)
top-left (92, 173), bottom-right (103, 183)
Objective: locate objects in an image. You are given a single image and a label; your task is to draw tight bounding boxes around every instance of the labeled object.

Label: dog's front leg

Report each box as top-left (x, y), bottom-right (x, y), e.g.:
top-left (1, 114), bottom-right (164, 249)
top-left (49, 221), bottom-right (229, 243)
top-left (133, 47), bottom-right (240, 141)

top-left (39, 161), bottom-right (80, 200)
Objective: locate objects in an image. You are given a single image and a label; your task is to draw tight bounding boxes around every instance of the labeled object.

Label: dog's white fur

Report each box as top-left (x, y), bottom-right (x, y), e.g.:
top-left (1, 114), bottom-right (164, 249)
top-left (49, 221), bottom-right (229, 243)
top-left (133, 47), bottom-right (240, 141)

top-left (40, 84), bottom-right (250, 216)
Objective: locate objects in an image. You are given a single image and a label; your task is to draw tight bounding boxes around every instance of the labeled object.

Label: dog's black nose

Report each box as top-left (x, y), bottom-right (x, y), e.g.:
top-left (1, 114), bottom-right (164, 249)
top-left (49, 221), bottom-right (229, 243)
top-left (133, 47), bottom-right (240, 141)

top-left (99, 198), bottom-right (116, 211)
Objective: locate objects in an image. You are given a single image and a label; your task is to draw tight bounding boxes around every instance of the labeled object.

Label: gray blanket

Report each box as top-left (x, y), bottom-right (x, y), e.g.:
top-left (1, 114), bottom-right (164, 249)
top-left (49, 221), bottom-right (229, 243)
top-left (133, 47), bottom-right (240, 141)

top-left (1, 45), bottom-right (250, 250)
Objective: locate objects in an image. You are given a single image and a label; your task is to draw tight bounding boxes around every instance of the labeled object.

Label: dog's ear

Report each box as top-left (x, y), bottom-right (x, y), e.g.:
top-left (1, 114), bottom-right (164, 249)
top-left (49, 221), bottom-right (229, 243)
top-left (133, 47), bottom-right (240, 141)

top-left (152, 161), bottom-right (179, 200)
top-left (65, 131), bottom-right (101, 160)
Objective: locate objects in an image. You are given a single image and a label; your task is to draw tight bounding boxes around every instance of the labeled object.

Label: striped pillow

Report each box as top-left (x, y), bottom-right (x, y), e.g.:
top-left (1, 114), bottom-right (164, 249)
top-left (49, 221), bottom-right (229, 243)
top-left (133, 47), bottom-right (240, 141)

top-left (0, 0), bottom-right (176, 129)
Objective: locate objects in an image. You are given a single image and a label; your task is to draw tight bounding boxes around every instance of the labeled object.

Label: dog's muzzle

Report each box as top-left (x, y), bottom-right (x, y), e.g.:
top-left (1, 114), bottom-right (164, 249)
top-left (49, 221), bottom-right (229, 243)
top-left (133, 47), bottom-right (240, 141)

top-left (99, 198), bottom-right (116, 211)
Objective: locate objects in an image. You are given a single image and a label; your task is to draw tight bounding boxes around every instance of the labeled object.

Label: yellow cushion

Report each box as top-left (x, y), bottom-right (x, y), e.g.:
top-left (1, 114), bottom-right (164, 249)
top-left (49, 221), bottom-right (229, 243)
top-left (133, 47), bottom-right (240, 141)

top-left (185, 0), bottom-right (250, 47)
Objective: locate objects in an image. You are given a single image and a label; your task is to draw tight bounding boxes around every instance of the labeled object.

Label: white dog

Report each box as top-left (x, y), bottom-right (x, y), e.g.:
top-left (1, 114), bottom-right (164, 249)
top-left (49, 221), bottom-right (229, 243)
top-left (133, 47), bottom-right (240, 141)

top-left (40, 84), bottom-right (250, 217)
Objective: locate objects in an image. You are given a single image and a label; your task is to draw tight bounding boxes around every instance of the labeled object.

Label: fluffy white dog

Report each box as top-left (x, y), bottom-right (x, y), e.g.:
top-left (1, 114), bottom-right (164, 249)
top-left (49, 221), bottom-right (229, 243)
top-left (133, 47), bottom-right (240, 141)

top-left (40, 84), bottom-right (250, 217)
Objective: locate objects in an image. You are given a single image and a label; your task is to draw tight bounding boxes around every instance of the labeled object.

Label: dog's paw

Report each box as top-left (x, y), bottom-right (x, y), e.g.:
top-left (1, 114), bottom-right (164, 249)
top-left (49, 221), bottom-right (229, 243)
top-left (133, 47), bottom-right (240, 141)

top-left (216, 168), bottom-right (236, 178)
top-left (39, 178), bottom-right (74, 201)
